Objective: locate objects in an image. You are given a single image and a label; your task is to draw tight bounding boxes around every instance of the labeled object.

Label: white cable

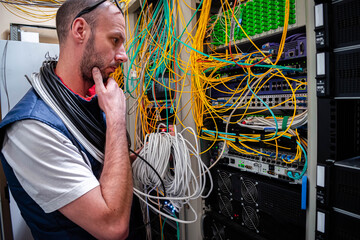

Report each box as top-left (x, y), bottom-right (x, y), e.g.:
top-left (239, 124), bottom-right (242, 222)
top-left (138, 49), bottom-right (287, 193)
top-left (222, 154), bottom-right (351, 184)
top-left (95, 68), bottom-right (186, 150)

top-left (238, 110), bottom-right (308, 130)
top-left (134, 190), bottom-right (198, 224)
top-left (132, 125), bottom-right (213, 223)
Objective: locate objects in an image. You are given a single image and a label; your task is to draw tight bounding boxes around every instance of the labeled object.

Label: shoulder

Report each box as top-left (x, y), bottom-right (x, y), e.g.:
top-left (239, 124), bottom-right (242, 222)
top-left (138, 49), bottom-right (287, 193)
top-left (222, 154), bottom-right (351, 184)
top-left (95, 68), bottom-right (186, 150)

top-left (0, 88), bottom-right (71, 140)
top-left (4, 119), bottom-right (71, 146)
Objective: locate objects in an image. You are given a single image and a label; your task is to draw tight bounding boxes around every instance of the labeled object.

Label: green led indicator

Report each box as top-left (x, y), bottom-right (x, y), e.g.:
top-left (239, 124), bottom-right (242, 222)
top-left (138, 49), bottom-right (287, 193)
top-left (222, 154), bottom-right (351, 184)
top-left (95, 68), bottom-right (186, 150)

top-left (240, 164), bottom-right (245, 168)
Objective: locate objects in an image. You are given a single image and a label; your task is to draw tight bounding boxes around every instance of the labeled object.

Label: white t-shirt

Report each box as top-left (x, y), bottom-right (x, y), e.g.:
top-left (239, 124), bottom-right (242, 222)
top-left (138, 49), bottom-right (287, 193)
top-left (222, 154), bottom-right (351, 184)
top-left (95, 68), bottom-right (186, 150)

top-left (1, 119), bottom-right (100, 213)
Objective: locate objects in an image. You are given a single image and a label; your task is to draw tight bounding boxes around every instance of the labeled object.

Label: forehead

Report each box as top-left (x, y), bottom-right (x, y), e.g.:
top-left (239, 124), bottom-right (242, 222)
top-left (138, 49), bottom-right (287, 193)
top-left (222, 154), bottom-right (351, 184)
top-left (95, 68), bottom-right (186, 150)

top-left (95, 3), bottom-right (125, 35)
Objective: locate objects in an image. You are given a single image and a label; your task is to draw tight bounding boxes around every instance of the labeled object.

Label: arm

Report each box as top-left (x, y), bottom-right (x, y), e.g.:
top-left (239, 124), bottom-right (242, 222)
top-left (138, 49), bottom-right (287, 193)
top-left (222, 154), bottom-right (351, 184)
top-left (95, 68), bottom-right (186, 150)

top-left (59, 67), bottom-right (133, 240)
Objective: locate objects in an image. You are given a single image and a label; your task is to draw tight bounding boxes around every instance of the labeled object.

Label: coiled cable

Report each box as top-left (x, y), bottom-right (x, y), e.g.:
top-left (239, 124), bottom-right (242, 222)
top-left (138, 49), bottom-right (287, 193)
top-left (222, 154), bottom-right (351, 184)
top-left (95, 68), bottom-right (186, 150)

top-left (132, 125), bottom-right (213, 223)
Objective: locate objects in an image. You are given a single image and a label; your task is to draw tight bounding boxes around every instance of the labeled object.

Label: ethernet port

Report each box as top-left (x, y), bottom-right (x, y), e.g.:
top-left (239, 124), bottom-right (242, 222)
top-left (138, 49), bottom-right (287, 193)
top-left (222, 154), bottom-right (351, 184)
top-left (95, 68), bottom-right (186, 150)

top-left (288, 51), bottom-right (294, 57)
top-left (299, 42), bottom-right (305, 55)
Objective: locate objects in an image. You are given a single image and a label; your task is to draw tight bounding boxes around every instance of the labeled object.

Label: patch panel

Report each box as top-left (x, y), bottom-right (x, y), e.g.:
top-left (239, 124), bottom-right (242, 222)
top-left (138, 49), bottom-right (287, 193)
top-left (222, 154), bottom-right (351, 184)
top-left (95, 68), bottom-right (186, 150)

top-left (210, 0), bottom-right (299, 46)
top-left (212, 93), bottom-right (307, 110)
top-left (210, 76), bottom-right (307, 98)
top-left (227, 145), bottom-right (305, 164)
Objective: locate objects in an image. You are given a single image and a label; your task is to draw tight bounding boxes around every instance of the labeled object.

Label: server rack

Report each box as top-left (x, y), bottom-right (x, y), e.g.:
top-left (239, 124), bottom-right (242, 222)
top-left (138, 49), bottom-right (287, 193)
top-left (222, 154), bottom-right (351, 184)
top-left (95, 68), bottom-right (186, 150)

top-left (315, 0), bottom-right (360, 239)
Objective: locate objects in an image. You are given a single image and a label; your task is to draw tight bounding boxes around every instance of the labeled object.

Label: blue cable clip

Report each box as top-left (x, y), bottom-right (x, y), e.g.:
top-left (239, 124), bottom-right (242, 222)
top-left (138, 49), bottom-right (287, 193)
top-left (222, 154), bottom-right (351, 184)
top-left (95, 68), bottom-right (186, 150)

top-left (301, 176), bottom-right (307, 210)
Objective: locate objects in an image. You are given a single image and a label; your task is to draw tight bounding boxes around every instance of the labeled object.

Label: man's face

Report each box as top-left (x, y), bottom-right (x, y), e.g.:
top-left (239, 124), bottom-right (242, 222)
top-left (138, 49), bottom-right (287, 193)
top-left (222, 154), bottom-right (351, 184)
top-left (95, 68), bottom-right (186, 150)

top-left (80, 31), bottom-right (108, 84)
top-left (80, 3), bottom-right (128, 85)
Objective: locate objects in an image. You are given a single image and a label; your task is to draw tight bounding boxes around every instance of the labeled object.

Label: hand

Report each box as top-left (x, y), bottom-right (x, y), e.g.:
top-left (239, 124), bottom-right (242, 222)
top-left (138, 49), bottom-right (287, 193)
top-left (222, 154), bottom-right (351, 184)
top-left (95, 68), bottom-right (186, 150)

top-left (92, 67), bottom-right (126, 122)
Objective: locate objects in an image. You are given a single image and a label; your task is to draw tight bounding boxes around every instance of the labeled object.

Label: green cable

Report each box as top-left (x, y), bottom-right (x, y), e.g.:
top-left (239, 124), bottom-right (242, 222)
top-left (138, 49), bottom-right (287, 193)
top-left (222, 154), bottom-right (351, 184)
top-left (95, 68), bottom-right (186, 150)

top-left (161, 217), bottom-right (167, 240)
top-left (282, 135), bottom-right (308, 180)
top-left (126, 1), bottom-right (163, 96)
top-left (174, 0), bottom-right (204, 76)
top-left (202, 130), bottom-right (236, 141)
top-left (173, 213), bottom-right (180, 240)
top-left (202, 129), bottom-right (237, 136)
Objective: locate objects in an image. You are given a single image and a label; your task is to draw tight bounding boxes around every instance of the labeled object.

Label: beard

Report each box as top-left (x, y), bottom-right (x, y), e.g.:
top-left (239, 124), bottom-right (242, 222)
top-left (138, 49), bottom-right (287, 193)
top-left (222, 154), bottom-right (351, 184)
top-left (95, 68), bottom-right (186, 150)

top-left (80, 32), bottom-right (108, 85)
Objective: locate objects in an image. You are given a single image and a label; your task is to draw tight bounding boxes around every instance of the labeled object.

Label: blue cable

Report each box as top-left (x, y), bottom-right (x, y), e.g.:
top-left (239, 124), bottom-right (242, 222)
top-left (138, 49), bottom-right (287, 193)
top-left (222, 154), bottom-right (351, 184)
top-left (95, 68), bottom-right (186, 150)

top-left (244, 73), bottom-right (279, 140)
top-left (281, 135), bottom-right (308, 180)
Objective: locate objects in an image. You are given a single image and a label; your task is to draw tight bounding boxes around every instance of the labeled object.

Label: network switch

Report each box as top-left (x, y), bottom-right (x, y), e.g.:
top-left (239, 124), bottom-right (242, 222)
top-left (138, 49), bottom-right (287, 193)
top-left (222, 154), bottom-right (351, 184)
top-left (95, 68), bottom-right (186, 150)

top-left (220, 147), bottom-right (304, 184)
top-left (212, 93), bottom-right (307, 110)
top-left (211, 76), bottom-right (307, 98)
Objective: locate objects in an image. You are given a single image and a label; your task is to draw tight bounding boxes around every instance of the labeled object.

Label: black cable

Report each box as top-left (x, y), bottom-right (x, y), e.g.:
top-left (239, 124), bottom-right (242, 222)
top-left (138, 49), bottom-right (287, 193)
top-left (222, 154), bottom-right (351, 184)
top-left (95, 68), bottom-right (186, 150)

top-left (38, 61), bottom-right (106, 152)
top-left (1, 40), bottom-right (10, 113)
top-left (129, 148), bottom-right (167, 198)
top-left (129, 148), bottom-right (169, 231)
top-left (132, 212), bottom-right (158, 231)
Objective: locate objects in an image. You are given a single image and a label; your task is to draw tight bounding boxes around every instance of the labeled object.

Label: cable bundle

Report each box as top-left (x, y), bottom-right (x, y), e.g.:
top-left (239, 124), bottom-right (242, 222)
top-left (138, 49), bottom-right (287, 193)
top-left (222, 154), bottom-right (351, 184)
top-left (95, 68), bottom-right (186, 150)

top-left (0, 0), bottom-right (64, 22)
top-left (28, 60), bottom-right (105, 163)
top-left (238, 110), bottom-right (308, 131)
top-left (132, 125), bottom-right (213, 223)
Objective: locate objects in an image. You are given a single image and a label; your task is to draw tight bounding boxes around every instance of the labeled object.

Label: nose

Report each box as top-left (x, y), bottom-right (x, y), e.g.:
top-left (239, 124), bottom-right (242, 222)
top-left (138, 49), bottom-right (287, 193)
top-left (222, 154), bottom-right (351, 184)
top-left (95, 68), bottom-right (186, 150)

top-left (115, 45), bottom-right (128, 63)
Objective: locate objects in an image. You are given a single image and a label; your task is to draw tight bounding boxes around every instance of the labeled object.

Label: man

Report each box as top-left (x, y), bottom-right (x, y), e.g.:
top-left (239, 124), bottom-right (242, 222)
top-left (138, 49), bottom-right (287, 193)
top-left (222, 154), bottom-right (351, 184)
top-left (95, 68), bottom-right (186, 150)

top-left (0, 0), bottom-right (143, 239)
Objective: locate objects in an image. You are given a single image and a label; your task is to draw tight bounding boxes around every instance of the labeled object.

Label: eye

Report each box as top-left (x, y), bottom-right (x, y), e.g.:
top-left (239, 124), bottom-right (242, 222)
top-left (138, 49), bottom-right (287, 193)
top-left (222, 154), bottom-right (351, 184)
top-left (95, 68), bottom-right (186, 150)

top-left (113, 38), bottom-right (119, 45)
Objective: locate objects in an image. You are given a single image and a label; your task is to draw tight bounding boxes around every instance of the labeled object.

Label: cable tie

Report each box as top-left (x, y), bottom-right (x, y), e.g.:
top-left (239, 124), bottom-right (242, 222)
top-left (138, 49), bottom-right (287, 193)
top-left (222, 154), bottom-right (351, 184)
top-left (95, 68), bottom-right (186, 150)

top-left (282, 116), bottom-right (289, 131)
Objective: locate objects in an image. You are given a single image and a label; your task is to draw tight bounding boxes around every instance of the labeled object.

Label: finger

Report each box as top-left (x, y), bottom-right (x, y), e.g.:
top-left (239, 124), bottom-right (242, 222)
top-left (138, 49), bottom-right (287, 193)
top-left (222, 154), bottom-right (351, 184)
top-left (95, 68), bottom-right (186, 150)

top-left (92, 67), bottom-right (105, 91)
top-left (106, 77), bottom-right (118, 88)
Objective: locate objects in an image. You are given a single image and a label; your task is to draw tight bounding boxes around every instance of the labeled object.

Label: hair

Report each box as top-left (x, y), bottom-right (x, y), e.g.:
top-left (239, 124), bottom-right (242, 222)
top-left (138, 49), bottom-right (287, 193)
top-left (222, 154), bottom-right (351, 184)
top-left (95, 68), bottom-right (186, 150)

top-left (56, 0), bottom-right (103, 44)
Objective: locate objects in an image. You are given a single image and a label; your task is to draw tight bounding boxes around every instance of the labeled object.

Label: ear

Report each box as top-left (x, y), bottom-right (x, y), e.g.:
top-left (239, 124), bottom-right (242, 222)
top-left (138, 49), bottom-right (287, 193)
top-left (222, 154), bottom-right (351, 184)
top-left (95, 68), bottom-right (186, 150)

top-left (70, 18), bottom-right (89, 44)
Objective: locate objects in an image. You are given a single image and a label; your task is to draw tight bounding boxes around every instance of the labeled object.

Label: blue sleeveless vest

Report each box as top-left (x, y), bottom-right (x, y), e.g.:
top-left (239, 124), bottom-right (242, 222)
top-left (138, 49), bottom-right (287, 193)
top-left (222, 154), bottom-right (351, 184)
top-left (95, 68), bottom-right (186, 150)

top-left (0, 88), bottom-right (144, 240)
